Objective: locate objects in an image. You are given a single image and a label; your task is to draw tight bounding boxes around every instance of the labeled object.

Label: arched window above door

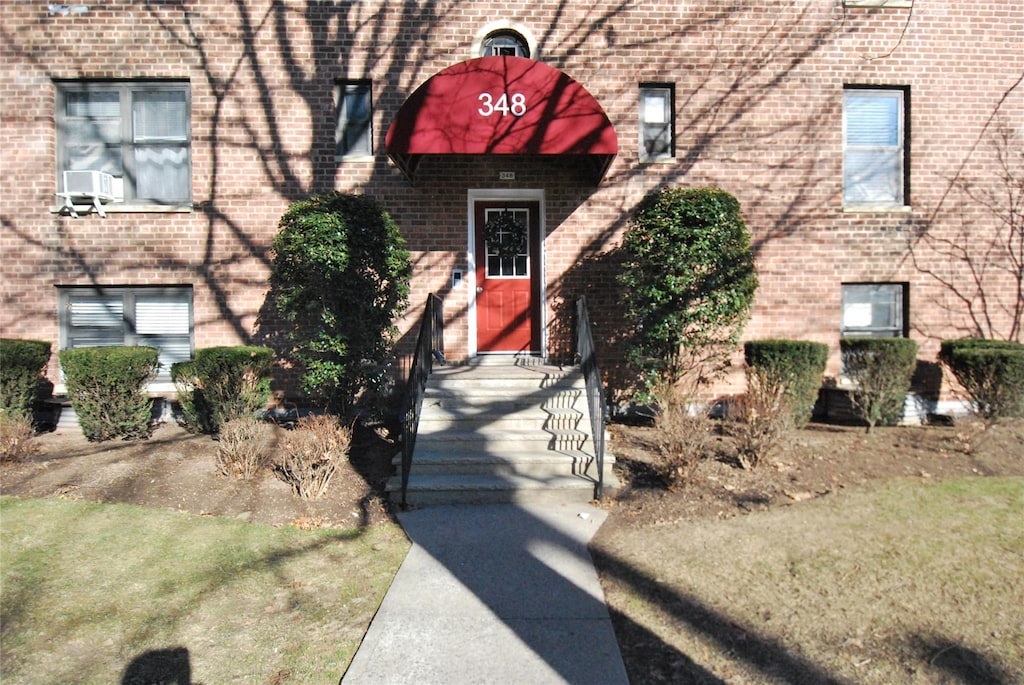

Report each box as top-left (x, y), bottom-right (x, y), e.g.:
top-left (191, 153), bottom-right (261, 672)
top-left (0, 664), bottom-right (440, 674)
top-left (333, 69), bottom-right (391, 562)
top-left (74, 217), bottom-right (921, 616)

top-left (472, 22), bottom-right (537, 60)
top-left (481, 30), bottom-right (530, 58)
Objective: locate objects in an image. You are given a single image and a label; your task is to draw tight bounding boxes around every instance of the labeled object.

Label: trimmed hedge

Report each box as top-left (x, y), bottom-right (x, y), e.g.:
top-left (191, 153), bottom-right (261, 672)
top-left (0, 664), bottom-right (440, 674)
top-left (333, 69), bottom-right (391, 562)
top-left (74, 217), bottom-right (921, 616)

top-left (743, 339), bottom-right (828, 427)
top-left (171, 346), bottom-right (274, 434)
top-left (939, 338), bottom-right (1024, 420)
top-left (59, 346), bottom-right (159, 441)
top-left (841, 337), bottom-right (919, 431)
top-left (0, 338), bottom-right (51, 419)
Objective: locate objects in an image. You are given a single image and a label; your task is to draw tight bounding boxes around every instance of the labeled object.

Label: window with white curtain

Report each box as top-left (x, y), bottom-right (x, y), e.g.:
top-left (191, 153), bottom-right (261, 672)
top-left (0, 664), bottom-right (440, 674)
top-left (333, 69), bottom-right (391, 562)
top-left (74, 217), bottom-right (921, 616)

top-left (843, 87), bottom-right (907, 207)
top-left (841, 283), bottom-right (907, 338)
top-left (56, 82), bottom-right (191, 205)
top-left (59, 286), bottom-right (194, 380)
top-left (639, 84), bottom-right (674, 161)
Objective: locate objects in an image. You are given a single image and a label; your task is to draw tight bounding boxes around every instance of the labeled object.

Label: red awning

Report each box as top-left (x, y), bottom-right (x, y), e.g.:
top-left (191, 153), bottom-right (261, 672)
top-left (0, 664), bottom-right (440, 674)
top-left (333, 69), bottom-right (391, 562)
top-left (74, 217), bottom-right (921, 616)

top-left (386, 56), bottom-right (617, 184)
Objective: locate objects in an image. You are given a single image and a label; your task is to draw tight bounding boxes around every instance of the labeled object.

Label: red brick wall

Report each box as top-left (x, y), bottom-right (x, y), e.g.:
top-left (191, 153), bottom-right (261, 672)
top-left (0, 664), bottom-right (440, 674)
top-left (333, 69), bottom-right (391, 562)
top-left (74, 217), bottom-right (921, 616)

top-left (2, 1), bottom-right (1021, 403)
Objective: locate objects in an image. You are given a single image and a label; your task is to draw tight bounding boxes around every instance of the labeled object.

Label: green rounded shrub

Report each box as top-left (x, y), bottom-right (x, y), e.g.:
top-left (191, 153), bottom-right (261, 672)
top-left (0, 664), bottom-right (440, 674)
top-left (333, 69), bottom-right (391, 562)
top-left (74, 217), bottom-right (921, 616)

top-left (743, 339), bottom-right (828, 427)
top-left (939, 338), bottom-right (1024, 420)
top-left (0, 338), bottom-right (51, 419)
top-left (841, 337), bottom-right (919, 432)
top-left (619, 186), bottom-right (758, 398)
top-left (171, 346), bottom-right (274, 434)
top-left (59, 346), bottom-right (159, 441)
top-left (270, 192), bottom-right (411, 414)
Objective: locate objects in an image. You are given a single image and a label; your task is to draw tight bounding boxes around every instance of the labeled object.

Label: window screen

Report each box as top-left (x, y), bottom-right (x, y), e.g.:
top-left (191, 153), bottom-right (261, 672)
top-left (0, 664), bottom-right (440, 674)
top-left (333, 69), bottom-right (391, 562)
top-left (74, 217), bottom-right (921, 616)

top-left (843, 88), bottom-right (906, 206)
top-left (60, 286), bottom-right (194, 380)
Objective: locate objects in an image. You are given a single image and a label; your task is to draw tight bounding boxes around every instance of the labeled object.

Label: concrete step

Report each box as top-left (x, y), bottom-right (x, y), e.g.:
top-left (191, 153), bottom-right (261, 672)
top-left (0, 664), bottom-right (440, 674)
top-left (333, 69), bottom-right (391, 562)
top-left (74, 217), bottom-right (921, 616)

top-left (395, 359), bottom-right (617, 507)
top-left (393, 448), bottom-right (600, 478)
top-left (417, 406), bottom-right (585, 433)
top-left (413, 427), bottom-right (591, 452)
top-left (420, 391), bottom-right (583, 410)
top-left (385, 473), bottom-right (602, 506)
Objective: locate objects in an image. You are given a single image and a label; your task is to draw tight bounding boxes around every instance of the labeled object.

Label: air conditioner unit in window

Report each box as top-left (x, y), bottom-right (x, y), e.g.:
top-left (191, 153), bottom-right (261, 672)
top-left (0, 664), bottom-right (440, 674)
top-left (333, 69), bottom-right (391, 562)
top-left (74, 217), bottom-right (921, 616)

top-left (58, 170), bottom-right (117, 218)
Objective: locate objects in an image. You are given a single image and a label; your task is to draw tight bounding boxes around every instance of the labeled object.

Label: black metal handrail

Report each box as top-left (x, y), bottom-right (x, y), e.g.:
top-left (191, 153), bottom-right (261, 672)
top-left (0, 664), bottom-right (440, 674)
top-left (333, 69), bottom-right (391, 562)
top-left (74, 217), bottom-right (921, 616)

top-left (576, 296), bottom-right (607, 500)
top-left (400, 293), bottom-right (443, 509)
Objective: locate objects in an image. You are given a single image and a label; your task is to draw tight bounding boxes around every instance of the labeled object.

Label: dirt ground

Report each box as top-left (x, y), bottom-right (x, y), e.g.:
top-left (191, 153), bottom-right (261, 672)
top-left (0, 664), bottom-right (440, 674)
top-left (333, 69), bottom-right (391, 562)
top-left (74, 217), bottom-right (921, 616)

top-left (603, 416), bottom-right (1024, 533)
top-left (7, 413), bottom-right (1020, 533)
top-left (3, 413), bottom-right (1023, 684)
top-left (0, 418), bottom-right (398, 530)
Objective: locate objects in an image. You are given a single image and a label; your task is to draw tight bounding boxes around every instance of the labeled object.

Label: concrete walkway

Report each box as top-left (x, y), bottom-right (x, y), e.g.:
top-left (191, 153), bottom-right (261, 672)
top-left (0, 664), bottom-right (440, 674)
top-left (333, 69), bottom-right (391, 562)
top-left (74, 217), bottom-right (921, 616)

top-left (341, 503), bottom-right (629, 685)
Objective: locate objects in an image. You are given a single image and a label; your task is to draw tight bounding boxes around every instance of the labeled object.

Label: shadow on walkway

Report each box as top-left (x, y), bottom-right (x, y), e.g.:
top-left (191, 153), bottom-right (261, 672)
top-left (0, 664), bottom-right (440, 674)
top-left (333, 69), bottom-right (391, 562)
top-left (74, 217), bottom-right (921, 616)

top-left (340, 501), bottom-right (847, 684)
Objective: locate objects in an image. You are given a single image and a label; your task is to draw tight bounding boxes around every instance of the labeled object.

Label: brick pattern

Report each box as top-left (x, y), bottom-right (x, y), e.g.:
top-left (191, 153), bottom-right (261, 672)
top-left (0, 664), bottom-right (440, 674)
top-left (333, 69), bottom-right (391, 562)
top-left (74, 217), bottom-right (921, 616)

top-left (2, 1), bottom-right (1021, 401)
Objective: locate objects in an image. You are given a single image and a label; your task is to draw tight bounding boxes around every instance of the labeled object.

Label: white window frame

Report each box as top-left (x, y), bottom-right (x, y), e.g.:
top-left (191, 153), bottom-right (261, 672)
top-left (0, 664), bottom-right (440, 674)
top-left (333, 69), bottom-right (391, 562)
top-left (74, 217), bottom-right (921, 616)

top-left (55, 81), bottom-right (192, 209)
top-left (336, 81), bottom-right (373, 159)
top-left (639, 84), bottom-right (674, 162)
top-left (58, 286), bottom-right (194, 384)
top-left (843, 1), bottom-right (913, 8)
top-left (480, 30), bottom-right (530, 58)
top-left (841, 283), bottom-right (907, 338)
top-left (843, 87), bottom-right (908, 208)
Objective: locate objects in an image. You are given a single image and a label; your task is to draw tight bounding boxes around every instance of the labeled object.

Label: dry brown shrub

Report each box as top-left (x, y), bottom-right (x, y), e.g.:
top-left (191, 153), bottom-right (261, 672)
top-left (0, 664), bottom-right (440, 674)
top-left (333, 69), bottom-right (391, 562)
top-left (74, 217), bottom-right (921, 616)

top-left (727, 367), bottom-right (792, 469)
top-left (652, 396), bottom-right (715, 490)
top-left (274, 414), bottom-right (351, 499)
top-left (0, 412), bottom-right (37, 462)
top-left (950, 414), bottom-right (991, 455)
top-left (215, 417), bottom-right (275, 479)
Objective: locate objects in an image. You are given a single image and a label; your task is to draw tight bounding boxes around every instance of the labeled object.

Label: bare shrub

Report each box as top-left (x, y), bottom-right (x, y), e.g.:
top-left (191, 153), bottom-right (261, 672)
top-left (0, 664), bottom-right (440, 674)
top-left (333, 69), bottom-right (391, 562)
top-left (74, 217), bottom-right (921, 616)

top-left (651, 396), bottom-right (715, 490)
top-left (950, 414), bottom-right (991, 456)
top-left (727, 367), bottom-right (792, 469)
top-left (274, 414), bottom-right (351, 499)
top-left (0, 412), bottom-right (37, 462)
top-left (216, 417), bottom-right (275, 479)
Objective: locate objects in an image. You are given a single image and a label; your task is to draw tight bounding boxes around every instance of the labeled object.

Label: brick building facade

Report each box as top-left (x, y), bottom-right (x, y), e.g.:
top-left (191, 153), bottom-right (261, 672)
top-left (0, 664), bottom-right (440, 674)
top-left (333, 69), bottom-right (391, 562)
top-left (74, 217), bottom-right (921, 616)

top-left (2, 1), bottom-right (1021, 407)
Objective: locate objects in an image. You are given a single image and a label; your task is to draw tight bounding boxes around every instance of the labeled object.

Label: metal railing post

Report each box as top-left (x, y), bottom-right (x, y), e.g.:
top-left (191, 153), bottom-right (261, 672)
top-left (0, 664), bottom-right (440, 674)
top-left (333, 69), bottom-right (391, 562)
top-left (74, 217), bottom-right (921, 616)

top-left (400, 293), bottom-right (443, 509)
top-left (576, 296), bottom-right (607, 500)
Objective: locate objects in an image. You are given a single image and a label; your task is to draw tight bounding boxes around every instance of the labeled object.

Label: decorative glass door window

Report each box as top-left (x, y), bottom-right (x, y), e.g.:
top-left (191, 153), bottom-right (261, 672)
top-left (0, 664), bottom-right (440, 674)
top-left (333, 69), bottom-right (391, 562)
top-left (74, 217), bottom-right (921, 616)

top-left (485, 208), bottom-right (530, 278)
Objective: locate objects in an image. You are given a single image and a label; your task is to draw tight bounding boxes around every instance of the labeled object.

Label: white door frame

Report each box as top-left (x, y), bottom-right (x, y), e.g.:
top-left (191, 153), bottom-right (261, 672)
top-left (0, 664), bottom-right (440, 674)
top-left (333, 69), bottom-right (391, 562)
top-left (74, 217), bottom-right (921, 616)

top-left (467, 188), bottom-right (546, 358)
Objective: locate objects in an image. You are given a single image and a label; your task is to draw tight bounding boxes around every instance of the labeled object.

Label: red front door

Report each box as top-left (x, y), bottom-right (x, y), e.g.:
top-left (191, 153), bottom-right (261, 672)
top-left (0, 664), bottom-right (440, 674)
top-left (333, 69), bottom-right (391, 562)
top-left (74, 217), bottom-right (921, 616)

top-left (475, 201), bottom-right (541, 353)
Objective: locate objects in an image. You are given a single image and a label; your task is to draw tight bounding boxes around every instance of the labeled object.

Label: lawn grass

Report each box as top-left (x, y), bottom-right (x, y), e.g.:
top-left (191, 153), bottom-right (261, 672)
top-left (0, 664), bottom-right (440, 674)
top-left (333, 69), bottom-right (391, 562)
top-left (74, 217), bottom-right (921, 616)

top-left (595, 477), bottom-right (1024, 684)
top-left (0, 496), bottom-right (409, 684)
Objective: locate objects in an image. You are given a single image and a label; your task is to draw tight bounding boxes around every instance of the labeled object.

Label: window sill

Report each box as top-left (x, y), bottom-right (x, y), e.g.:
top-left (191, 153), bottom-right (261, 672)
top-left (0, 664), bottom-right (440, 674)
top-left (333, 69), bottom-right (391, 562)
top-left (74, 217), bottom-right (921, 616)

top-left (336, 155), bottom-right (376, 163)
top-left (638, 156), bottom-right (677, 165)
top-left (51, 202), bottom-right (193, 215)
top-left (842, 204), bottom-right (911, 214)
top-left (843, 0), bottom-right (913, 7)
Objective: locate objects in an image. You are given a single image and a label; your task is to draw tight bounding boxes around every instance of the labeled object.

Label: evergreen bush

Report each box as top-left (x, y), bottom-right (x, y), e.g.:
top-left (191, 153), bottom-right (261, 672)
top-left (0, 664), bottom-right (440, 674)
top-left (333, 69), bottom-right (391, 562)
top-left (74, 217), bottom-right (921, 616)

top-left (172, 346), bottom-right (274, 434)
top-left (939, 338), bottom-right (1024, 420)
top-left (743, 339), bottom-right (828, 427)
top-left (0, 338), bottom-right (51, 419)
top-left (841, 338), bottom-right (919, 432)
top-left (270, 192), bottom-right (411, 414)
top-left (59, 346), bottom-right (159, 441)
top-left (619, 186), bottom-right (758, 399)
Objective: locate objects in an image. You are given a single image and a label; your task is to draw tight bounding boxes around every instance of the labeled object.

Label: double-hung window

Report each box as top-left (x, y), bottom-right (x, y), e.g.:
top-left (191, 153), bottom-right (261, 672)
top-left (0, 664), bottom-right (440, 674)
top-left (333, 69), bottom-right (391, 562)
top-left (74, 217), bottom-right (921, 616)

top-left (639, 84), bottom-right (674, 161)
top-left (336, 81), bottom-right (373, 158)
top-left (56, 81), bottom-right (192, 206)
top-left (59, 286), bottom-right (194, 381)
top-left (841, 283), bottom-right (907, 338)
top-left (843, 87), bottom-right (908, 207)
